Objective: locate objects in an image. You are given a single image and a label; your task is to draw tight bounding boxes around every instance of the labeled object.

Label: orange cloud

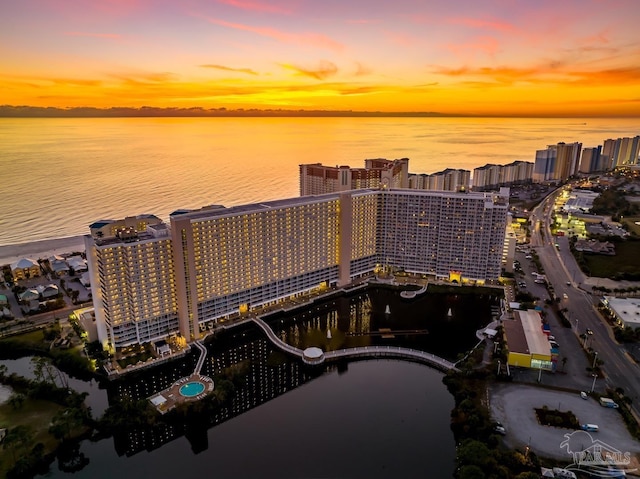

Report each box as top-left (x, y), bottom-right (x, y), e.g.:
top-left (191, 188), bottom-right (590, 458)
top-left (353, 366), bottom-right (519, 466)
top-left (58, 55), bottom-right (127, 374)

top-left (353, 62), bottom-right (372, 77)
top-left (280, 61), bottom-right (338, 80)
top-left (433, 64), bottom-right (640, 87)
top-left (216, 0), bottom-right (292, 14)
top-left (201, 16), bottom-right (344, 52)
top-left (200, 64), bottom-right (258, 75)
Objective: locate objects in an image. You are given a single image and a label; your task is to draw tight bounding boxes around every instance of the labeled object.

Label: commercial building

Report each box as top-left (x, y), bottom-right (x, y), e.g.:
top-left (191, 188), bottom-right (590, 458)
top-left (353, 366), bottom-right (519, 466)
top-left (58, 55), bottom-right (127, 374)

top-left (601, 296), bottom-right (640, 329)
top-left (87, 189), bottom-right (509, 351)
top-left (299, 158), bottom-right (409, 195)
top-left (504, 310), bottom-right (556, 371)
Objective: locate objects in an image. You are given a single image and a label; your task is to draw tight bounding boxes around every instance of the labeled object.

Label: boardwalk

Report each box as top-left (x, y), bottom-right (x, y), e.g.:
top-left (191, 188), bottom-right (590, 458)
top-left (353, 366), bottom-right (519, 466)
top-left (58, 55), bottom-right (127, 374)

top-left (192, 340), bottom-right (208, 374)
top-left (250, 317), bottom-right (458, 372)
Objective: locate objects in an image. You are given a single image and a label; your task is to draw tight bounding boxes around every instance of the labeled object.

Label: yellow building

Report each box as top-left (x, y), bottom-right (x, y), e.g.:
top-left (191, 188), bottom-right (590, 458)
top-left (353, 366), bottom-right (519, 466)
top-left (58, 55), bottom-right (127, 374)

top-left (10, 258), bottom-right (41, 282)
top-left (504, 310), bottom-right (555, 370)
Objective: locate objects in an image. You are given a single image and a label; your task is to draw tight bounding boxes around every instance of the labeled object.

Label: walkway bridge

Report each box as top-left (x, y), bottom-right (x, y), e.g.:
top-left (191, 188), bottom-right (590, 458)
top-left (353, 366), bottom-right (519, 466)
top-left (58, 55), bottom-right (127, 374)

top-left (192, 340), bottom-right (208, 374)
top-left (250, 317), bottom-right (458, 372)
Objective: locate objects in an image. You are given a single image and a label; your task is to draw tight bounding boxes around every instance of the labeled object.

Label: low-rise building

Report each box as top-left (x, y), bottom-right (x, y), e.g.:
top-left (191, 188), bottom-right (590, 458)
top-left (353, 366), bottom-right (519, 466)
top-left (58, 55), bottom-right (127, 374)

top-left (36, 284), bottom-right (59, 299)
top-left (504, 309), bottom-right (556, 370)
top-left (10, 257), bottom-right (41, 282)
top-left (574, 239), bottom-right (616, 255)
top-left (601, 296), bottom-right (640, 329)
top-left (49, 255), bottom-right (70, 276)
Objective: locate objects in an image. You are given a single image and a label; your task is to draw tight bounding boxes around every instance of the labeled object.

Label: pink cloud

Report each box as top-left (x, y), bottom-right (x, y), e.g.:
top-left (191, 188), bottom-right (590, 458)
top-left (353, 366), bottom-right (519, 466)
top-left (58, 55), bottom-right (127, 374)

top-left (449, 17), bottom-right (516, 34)
top-left (202, 16), bottom-right (344, 52)
top-left (216, 0), bottom-right (292, 14)
top-left (346, 19), bottom-right (380, 25)
top-left (446, 36), bottom-right (500, 57)
top-left (64, 32), bottom-right (121, 39)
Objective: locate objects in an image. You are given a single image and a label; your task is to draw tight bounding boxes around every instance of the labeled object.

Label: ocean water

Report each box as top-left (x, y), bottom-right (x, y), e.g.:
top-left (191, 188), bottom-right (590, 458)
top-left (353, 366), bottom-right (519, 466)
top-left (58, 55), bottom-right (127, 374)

top-left (1, 116), bottom-right (638, 246)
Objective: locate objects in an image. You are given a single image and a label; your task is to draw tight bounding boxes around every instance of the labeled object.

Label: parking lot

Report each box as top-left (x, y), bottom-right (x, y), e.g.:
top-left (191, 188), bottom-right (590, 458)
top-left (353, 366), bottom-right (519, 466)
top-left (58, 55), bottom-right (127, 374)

top-left (490, 383), bottom-right (640, 462)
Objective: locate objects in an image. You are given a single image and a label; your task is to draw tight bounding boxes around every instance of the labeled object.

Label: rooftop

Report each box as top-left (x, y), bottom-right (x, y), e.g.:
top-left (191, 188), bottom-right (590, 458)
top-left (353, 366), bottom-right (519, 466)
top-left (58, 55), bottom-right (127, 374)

top-left (604, 296), bottom-right (640, 327)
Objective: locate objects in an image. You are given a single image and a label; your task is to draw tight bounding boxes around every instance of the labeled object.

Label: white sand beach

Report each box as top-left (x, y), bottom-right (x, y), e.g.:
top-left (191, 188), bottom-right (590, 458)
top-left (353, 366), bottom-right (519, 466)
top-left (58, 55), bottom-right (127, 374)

top-left (0, 235), bottom-right (87, 266)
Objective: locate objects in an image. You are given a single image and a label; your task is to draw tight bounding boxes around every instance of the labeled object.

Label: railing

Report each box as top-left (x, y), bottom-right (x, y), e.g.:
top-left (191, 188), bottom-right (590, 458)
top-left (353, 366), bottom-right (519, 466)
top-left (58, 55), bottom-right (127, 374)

top-left (192, 340), bottom-right (208, 374)
top-left (250, 317), bottom-right (458, 372)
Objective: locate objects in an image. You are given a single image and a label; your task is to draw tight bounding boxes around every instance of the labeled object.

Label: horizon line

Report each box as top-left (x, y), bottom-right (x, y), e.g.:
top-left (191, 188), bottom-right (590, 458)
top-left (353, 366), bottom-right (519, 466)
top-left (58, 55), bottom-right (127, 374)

top-left (0, 105), bottom-right (638, 119)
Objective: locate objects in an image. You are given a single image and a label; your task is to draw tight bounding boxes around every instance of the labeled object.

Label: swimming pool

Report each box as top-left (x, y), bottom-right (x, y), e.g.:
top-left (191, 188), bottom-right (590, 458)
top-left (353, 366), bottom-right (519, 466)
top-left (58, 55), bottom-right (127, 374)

top-left (179, 381), bottom-right (206, 397)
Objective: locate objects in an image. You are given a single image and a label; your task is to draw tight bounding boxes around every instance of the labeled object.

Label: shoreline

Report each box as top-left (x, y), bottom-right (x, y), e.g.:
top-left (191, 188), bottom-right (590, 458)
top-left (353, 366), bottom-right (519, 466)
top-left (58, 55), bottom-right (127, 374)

top-left (0, 235), bottom-right (86, 266)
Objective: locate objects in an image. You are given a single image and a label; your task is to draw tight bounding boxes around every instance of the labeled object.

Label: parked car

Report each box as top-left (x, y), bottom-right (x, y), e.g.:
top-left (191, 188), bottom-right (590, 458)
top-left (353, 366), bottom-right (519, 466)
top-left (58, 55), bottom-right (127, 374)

top-left (580, 391), bottom-right (588, 400)
top-left (493, 422), bottom-right (506, 435)
top-left (581, 424), bottom-right (599, 432)
top-left (599, 398), bottom-right (619, 408)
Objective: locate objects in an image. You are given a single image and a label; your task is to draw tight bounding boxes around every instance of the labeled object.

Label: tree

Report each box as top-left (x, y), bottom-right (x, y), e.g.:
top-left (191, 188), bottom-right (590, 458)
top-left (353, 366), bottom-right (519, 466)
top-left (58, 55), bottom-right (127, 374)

top-left (459, 465), bottom-right (486, 479)
top-left (8, 393), bottom-right (26, 410)
top-left (3, 425), bottom-right (34, 462)
top-left (49, 407), bottom-right (86, 440)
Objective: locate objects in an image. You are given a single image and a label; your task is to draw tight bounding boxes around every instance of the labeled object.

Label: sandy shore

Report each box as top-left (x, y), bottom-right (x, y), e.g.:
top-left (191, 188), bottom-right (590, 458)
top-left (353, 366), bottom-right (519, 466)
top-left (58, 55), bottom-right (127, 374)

top-left (0, 235), bottom-right (86, 266)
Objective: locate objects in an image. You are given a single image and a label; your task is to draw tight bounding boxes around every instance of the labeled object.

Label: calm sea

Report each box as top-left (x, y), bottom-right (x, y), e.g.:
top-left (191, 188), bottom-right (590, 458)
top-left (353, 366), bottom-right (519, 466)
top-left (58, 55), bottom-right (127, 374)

top-left (1, 117), bottom-right (638, 246)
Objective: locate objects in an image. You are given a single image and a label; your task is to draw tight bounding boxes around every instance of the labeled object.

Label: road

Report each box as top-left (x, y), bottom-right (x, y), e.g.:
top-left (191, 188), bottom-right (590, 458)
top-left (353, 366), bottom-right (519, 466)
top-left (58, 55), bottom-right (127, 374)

top-left (530, 187), bottom-right (640, 418)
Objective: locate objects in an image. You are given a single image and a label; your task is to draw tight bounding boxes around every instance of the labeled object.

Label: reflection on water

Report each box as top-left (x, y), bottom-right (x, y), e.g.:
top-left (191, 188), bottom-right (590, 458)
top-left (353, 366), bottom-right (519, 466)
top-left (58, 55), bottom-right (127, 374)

top-left (21, 286), bottom-right (495, 477)
top-left (106, 286), bottom-right (495, 458)
top-left (268, 286), bottom-right (499, 360)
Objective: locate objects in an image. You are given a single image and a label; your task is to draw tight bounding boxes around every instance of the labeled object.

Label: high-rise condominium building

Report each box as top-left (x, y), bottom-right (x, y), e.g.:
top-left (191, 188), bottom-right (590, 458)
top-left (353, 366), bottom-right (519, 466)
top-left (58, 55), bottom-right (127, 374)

top-left (601, 136), bottom-right (640, 169)
top-left (472, 161), bottom-right (533, 190)
top-left (86, 189), bottom-right (509, 350)
top-left (408, 168), bottom-right (470, 192)
top-left (299, 158), bottom-right (409, 195)
top-left (578, 146), bottom-right (602, 174)
top-left (85, 216), bottom-right (179, 351)
top-left (533, 142), bottom-right (582, 182)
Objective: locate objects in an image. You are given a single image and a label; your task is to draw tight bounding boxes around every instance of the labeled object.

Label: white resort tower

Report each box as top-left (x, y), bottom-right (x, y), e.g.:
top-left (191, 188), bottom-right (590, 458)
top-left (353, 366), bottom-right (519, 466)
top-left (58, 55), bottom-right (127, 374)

top-left (86, 188), bottom-right (509, 352)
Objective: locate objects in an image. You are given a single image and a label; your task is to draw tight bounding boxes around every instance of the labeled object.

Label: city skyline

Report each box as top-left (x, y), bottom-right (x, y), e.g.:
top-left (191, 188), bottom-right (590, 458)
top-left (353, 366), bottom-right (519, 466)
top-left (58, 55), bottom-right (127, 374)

top-left (2, 0), bottom-right (640, 117)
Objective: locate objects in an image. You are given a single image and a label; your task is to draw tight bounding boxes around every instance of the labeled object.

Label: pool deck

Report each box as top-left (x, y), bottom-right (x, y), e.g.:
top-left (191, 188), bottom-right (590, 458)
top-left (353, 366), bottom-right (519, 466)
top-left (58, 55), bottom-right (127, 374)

top-left (149, 372), bottom-right (214, 414)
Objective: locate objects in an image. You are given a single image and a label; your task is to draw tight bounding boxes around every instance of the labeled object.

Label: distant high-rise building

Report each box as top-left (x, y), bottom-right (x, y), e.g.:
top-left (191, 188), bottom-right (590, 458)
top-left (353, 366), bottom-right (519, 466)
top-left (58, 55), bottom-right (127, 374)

top-left (408, 168), bottom-right (470, 192)
top-left (87, 189), bottom-right (509, 350)
top-left (601, 136), bottom-right (640, 168)
top-left (579, 146), bottom-right (602, 173)
top-left (472, 161), bottom-right (533, 190)
top-left (617, 136), bottom-right (640, 167)
top-left (533, 142), bottom-right (581, 182)
top-left (299, 158), bottom-right (409, 195)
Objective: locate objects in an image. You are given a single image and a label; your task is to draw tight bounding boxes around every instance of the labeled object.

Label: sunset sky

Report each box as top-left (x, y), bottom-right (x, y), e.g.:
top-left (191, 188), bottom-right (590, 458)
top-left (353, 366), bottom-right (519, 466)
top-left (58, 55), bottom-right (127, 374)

top-left (2, 0), bottom-right (640, 116)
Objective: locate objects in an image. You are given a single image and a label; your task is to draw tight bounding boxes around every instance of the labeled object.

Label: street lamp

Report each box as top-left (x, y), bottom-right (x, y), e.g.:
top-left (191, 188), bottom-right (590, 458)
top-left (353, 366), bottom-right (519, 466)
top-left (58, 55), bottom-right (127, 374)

top-left (592, 351), bottom-right (598, 369)
top-left (590, 373), bottom-right (597, 393)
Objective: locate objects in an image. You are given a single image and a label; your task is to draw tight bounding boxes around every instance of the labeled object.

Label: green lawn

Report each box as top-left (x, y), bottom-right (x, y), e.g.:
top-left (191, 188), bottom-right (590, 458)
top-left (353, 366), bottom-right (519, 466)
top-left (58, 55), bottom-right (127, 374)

top-left (583, 240), bottom-right (640, 278)
top-left (622, 216), bottom-right (640, 236)
top-left (0, 399), bottom-right (63, 476)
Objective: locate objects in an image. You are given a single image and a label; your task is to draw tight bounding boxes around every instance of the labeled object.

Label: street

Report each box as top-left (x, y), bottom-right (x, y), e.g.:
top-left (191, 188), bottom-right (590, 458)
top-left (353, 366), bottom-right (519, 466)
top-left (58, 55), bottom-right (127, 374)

top-left (530, 188), bottom-right (640, 418)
